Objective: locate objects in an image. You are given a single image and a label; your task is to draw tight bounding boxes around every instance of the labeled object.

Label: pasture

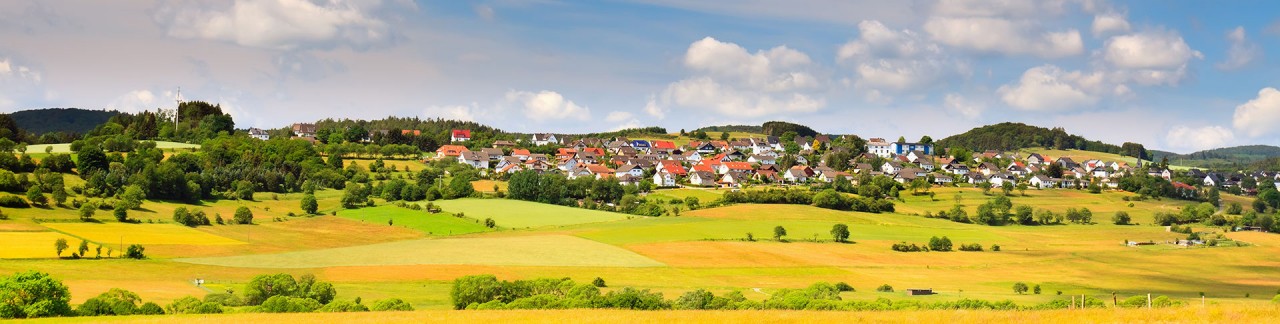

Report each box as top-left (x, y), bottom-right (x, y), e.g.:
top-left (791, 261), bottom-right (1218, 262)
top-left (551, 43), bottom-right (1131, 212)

top-left (42, 223), bottom-right (245, 246)
top-left (175, 235), bottom-right (665, 268)
top-left (337, 205), bottom-right (491, 236)
top-left (430, 198), bottom-right (632, 228)
top-left (0, 231), bottom-right (83, 259)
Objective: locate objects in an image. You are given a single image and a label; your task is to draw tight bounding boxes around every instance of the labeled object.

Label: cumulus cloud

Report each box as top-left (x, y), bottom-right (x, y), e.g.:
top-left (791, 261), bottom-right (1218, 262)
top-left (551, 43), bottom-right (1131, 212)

top-left (943, 93), bottom-right (983, 119)
top-left (997, 65), bottom-right (1098, 111)
top-left (505, 90), bottom-right (590, 121)
top-left (0, 57), bottom-right (48, 111)
top-left (1100, 29), bottom-right (1201, 85)
top-left (923, 17), bottom-right (1082, 58)
top-left (838, 20), bottom-right (969, 95)
top-left (423, 103), bottom-right (481, 122)
top-left (1091, 12), bottom-right (1131, 37)
top-left (1232, 87), bottom-right (1280, 137)
top-left (106, 90), bottom-right (164, 113)
top-left (157, 0), bottom-right (404, 51)
top-left (642, 95), bottom-right (665, 119)
top-left (1216, 26), bottom-right (1261, 71)
top-left (1166, 125), bottom-right (1234, 152)
top-left (605, 111), bottom-right (633, 123)
top-left (656, 37), bottom-right (827, 118)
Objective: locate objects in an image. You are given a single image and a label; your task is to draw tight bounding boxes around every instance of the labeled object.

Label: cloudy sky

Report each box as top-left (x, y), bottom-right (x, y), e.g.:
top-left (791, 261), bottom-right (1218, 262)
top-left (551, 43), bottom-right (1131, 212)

top-left (1, 0), bottom-right (1278, 153)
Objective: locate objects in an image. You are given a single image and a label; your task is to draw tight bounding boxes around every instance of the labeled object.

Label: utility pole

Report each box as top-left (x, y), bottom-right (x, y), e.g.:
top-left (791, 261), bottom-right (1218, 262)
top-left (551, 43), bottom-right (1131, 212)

top-left (174, 87), bottom-right (182, 129)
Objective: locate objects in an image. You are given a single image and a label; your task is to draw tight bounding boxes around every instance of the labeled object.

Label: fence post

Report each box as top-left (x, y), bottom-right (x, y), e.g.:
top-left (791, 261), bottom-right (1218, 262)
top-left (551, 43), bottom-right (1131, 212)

top-left (1147, 293), bottom-right (1151, 309)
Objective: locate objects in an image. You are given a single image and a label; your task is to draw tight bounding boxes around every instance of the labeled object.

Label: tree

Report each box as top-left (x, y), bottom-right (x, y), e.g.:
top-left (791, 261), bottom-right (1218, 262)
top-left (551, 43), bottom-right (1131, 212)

top-left (1016, 182), bottom-right (1028, 196)
top-left (124, 244), bottom-right (145, 259)
top-left (0, 271), bottom-right (74, 318)
top-left (773, 226), bottom-right (787, 241)
top-left (1013, 282), bottom-right (1029, 294)
top-left (1207, 187), bottom-right (1221, 207)
top-left (76, 240), bottom-right (88, 257)
top-left (830, 224), bottom-right (850, 243)
top-left (720, 132), bottom-right (730, 140)
top-left (25, 186), bottom-right (46, 207)
top-left (301, 194), bottom-right (318, 215)
top-left (119, 185), bottom-right (145, 210)
top-left (113, 205), bottom-right (129, 222)
top-left (235, 180), bottom-right (255, 201)
top-left (1112, 211), bottom-right (1131, 225)
top-left (1033, 284), bottom-right (1041, 294)
top-left (1226, 202), bottom-right (1243, 215)
top-left (78, 203), bottom-right (97, 221)
top-left (234, 207), bottom-right (253, 225)
top-left (592, 277), bottom-right (607, 288)
top-left (55, 238), bottom-right (68, 257)
top-left (979, 181), bottom-right (993, 195)
top-left (1014, 205), bottom-right (1035, 225)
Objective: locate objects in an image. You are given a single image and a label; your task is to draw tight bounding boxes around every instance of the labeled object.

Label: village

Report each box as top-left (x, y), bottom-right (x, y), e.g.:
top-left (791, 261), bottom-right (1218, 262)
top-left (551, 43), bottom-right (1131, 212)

top-left (268, 124), bottom-right (1278, 200)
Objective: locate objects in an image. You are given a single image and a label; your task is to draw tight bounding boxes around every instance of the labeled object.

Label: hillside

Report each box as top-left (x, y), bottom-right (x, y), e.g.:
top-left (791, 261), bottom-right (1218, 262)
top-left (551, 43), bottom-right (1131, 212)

top-left (937, 122), bottom-right (1148, 159)
top-left (1150, 145), bottom-right (1280, 170)
top-left (9, 108), bottom-right (120, 135)
top-left (694, 124), bottom-right (763, 134)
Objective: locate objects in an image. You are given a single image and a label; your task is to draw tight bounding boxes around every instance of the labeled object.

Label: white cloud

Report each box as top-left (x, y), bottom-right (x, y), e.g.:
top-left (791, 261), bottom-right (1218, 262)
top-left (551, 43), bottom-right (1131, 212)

top-left (997, 65), bottom-right (1098, 111)
top-left (922, 17), bottom-right (1083, 58)
top-left (1091, 12), bottom-right (1131, 37)
top-left (158, 0), bottom-right (402, 51)
top-left (0, 57), bottom-right (48, 111)
top-left (605, 111), bottom-right (633, 123)
top-left (1232, 87), bottom-right (1280, 137)
top-left (943, 93), bottom-right (983, 119)
top-left (1101, 30), bottom-right (1202, 84)
top-left (1216, 26), bottom-right (1261, 71)
top-left (1165, 125), bottom-right (1234, 151)
top-left (838, 20), bottom-right (968, 94)
top-left (930, 0), bottom-right (1050, 18)
top-left (505, 90), bottom-right (590, 121)
top-left (657, 37), bottom-right (827, 118)
top-left (642, 95), bottom-right (665, 119)
top-left (423, 103), bottom-right (481, 122)
top-left (106, 90), bottom-right (162, 113)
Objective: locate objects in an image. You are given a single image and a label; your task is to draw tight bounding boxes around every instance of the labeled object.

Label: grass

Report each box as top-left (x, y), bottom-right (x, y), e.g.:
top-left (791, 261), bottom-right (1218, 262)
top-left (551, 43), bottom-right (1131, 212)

top-left (430, 198), bottom-right (632, 228)
top-left (472, 180), bottom-right (509, 193)
top-left (175, 235), bottom-right (666, 268)
top-left (337, 205), bottom-right (491, 236)
top-left (647, 188), bottom-right (725, 203)
top-left (42, 223), bottom-right (246, 246)
top-left (0, 231), bottom-right (84, 259)
top-left (25, 141), bottom-right (200, 154)
top-left (22, 305), bottom-right (1280, 323)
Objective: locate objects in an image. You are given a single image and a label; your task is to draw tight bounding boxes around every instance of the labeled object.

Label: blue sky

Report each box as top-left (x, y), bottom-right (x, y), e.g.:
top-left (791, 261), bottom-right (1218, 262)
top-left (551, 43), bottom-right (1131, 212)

top-left (1, 0), bottom-right (1279, 153)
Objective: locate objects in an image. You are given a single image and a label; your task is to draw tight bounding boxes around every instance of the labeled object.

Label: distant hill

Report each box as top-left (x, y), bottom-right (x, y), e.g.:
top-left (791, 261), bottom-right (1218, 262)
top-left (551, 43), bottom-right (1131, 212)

top-left (10, 108), bottom-right (120, 135)
top-left (694, 125), bottom-right (763, 134)
top-left (761, 121), bottom-right (818, 138)
top-left (1150, 145), bottom-right (1280, 170)
top-left (936, 122), bottom-right (1149, 159)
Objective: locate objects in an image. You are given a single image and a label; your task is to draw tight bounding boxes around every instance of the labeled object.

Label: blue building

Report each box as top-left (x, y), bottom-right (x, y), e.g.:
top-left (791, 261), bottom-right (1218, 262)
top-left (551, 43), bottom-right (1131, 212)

top-left (890, 142), bottom-right (933, 156)
top-left (630, 140), bottom-right (651, 151)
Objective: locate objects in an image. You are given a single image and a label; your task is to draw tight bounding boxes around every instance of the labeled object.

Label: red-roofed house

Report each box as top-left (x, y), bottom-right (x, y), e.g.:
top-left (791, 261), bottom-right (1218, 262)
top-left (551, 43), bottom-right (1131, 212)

top-left (718, 162), bottom-right (754, 174)
top-left (691, 164), bottom-right (715, 174)
top-left (450, 129), bottom-right (471, 142)
top-left (512, 149), bottom-right (531, 160)
top-left (652, 140), bottom-right (676, 150)
top-left (436, 145), bottom-right (470, 158)
top-left (581, 147), bottom-right (605, 156)
top-left (657, 160), bottom-right (687, 176)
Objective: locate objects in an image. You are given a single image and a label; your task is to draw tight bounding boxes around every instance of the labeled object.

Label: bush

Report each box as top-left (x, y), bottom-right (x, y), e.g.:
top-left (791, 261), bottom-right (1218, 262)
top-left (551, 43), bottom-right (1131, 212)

top-left (0, 195), bottom-right (29, 208)
top-left (834, 282), bottom-right (855, 292)
top-left (76, 288), bottom-right (141, 316)
top-left (592, 277), bottom-right (607, 288)
top-left (258, 296), bottom-right (322, 313)
top-left (0, 271), bottom-right (73, 319)
top-left (204, 293), bottom-right (243, 307)
top-left (136, 302), bottom-right (164, 315)
top-left (371, 298), bottom-right (415, 311)
top-left (1112, 211), bottom-right (1131, 225)
top-left (124, 244), bottom-right (145, 259)
top-left (876, 284), bottom-right (894, 292)
top-left (958, 243), bottom-right (984, 251)
top-left (166, 296), bottom-right (223, 314)
top-left (892, 242), bottom-right (925, 252)
top-left (234, 207), bottom-right (253, 225)
top-left (317, 300), bottom-right (369, 312)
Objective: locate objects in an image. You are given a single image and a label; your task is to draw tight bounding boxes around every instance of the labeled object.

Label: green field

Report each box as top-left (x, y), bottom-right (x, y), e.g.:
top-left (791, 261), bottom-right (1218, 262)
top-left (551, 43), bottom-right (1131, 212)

top-left (647, 188), bottom-right (725, 203)
top-left (25, 141), bottom-right (200, 154)
top-left (337, 205), bottom-right (491, 236)
top-left (430, 198), bottom-right (632, 228)
top-left (175, 235), bottom-right (665, 268)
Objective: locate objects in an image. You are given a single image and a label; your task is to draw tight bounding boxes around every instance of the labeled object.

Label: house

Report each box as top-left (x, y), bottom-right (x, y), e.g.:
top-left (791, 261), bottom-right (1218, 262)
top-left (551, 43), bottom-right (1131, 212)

top-left (531, 133), bottom-right (559, 146)
top-left (988, 173), bottom-right (1016, 187)
top-left (689, 171), bottom-right (718, 187)
top-left (652, 140), bottom-right (676, 151)
top-left (723, 150), bottom-right (747, 161)
top-left (720, 171), bottom-right (749, 187)
top-left (1056, 157), bottom-right (1078, 169)
top-left (248, 128), bottom-right (270, 140)
top-left (977, 162), bottom-right (998, 176)
top-left (566, 167), bottom-right (593, 179)
top-left (690, 141), bottom-right (716, 154)
top-left (496, 162), bottom-right (525, 174)
top-left (1006, 162), bottom-right (1028, 176)
top-left (657, 160), bottom-right (687, 176)
top-left (616, 174), bottom-right (641, 186)
top-left (866, 138), bottom-right (893, 158)
top-left (496, 156), bottom-right (523, 170)
top-left (458, 151), bottom-right (489, 169)
top-left (881, 161), bottom-right (903, 174)
top-left (748, 155), bottom-right (777, 165)
top-left (1029, 175), bottom-right (1056, 189)
top-left (291, 123), bottom-right (317, 137)
top-left (905, 288), bottom-right (933, 296)
top-left (718, 162), bottom-right (754, 175)
top-left (890, 142), bottom-right (933, 156)
top-left (1205, 174), bottom-right (1224, 187)
top-left (479, 148), bottom-right (504, 160)
top-left (783, 168), bottom-right (809, 183)
top-left (512, 149), bottom-right (531, 160)
top-left (918, 160), bottom-right (935, 171)
top-left (583, 164), bottom-right (615, 180)
top-left (679, 151), bottom-right (703, 163)
top-left (932, 173), bottom-right (954, 185)
top-left (630, 140), bottom-right (651, 152)
top-left (492, 140), bottom-right (515, 148)
top-left (818, 170), bottom-right (852, 183)
top-left (557, 158), bottom-right (581, 171)
top-left (451, 129), bottom-right (471, 142)
top-left (1025, 153), bottom-right (1046, 165)
top-left (966, 173), bottom-right (987, 184)
top-left (945, 164), bottom-right (970, 175)
top-left (653, 171), bottom-right (677, 187)
top-left (616, 164), bottom-right (645, 178)
top-left (905, 151), bottom-right (929, 163)
top-left (435, 145), bottom-right (470, 158)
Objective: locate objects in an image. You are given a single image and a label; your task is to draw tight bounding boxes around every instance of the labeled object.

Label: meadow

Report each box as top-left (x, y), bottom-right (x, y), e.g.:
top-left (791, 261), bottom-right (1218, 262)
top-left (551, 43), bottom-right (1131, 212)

top-left (337, 205), bottom-right (491, 236)
top-left (429, 198), bottom-right (632, 228)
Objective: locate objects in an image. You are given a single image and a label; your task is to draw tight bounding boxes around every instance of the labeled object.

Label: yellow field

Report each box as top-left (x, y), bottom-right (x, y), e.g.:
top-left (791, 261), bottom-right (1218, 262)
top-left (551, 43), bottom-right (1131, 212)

top-left (23, 306), bottom-right (1280, 323)
top-left (176, 235), bottom-right (665, 268)
top-left (42, 223), bottom-right (246, 245)
top-left (0, 231), bottom-right (82, 258)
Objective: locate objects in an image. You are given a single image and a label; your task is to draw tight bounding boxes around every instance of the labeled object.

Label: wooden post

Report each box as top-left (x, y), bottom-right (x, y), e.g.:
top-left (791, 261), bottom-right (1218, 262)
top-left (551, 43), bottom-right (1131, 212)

top-left (1071, 296), bottom-right (1075, 310)
top-left (1147, 293), bottom-right (1151, 309)
top-left (1202, 295), bottom-right (1205, 307)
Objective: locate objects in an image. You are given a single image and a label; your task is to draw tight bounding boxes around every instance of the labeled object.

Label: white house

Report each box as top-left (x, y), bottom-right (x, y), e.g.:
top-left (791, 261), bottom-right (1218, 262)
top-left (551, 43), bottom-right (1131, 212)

top-left (689, 171), bottom-right (717, 187)
top-left (248, 128), bottom-right (270, 140)
top-left (653, 171), bottom-right (677, 187)
top-left (531, 133), bottom-right (558, 146)
top-left (450, 129), bottom-right (471, 142)
top-left (616, 164), bottom-right (645, 178)
top-left (747, 155), bottom-right (777, 165)
top-left (458, 151), bottom-right (489, 169)
top-left (784, 169), bottom-right (808, 183)
top-left (866, 138), bottom-right (892, 158)
top-left (881, 161), bottom-right (903, 175)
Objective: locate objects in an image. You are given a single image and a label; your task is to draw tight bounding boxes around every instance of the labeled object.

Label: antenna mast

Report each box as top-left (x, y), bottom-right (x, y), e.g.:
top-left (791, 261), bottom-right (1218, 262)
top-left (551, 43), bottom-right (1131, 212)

top-left (175, 87), bottom-right (183, 128)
